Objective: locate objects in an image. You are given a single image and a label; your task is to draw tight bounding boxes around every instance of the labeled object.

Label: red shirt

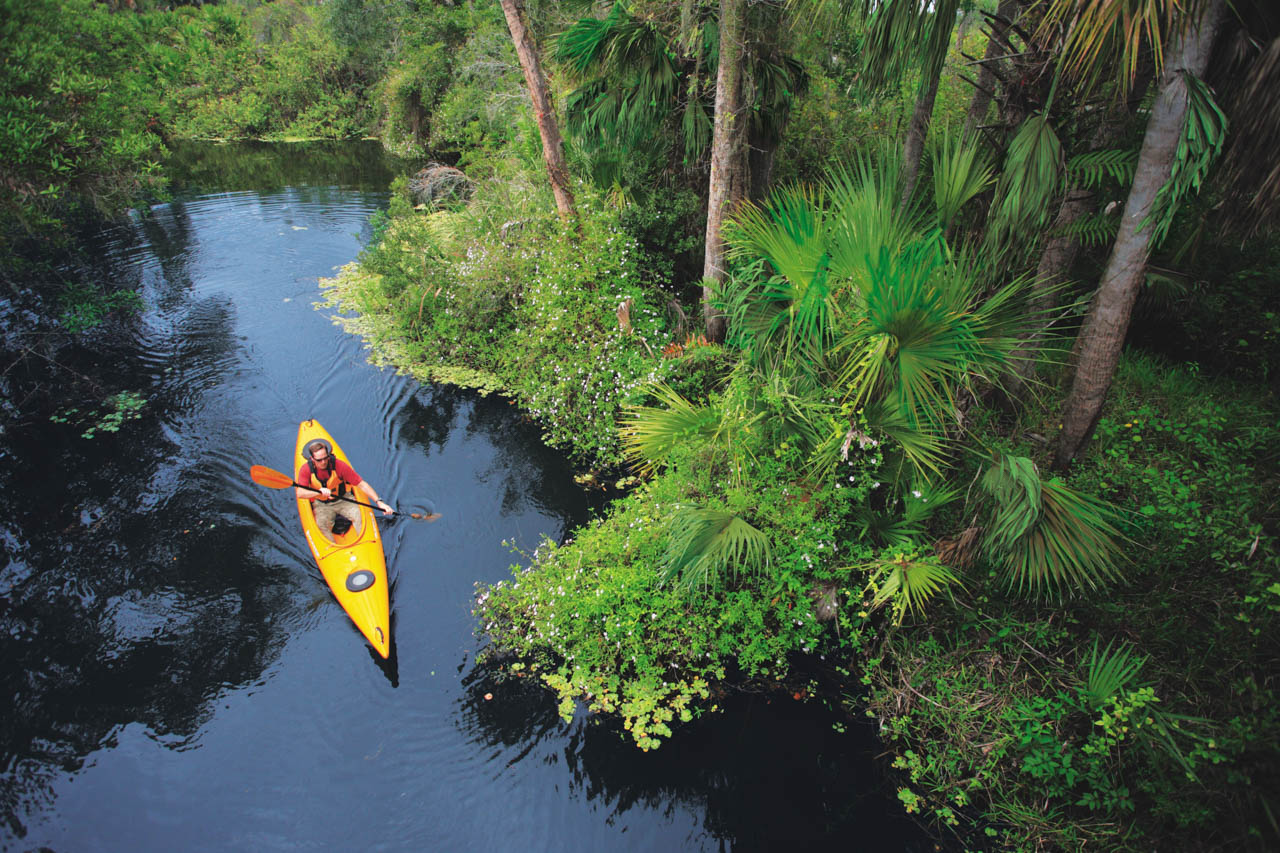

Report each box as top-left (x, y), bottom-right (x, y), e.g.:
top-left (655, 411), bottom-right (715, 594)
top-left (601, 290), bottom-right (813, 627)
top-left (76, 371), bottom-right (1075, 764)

top-left (298, 458), bottom-right (362, 497)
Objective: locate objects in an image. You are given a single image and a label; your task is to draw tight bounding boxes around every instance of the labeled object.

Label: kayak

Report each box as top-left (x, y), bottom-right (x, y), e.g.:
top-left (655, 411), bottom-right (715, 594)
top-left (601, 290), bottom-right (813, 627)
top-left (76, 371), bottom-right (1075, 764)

top-left (294, 419), bottom-right (391, 658)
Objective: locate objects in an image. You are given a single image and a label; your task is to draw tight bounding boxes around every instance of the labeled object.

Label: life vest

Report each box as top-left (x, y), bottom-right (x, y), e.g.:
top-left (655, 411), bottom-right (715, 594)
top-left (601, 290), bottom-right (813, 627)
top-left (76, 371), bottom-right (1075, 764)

top-left (307, 460), bottom-right (346, 500)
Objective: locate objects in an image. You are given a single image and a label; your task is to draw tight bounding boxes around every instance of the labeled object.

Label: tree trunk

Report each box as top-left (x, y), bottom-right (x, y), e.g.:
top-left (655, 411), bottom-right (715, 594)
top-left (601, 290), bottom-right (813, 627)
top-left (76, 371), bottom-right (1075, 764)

top-left (1054, 1), bottom-right (1225, 469)
top-left (702, 0), bottom-right (746, 343)
top-left (499, 0), bottom-right (576, 221)
top-left (1009, 102), bottom-right (1148, 393)
top-left (963, 0), bottom-right (1018, 137)
top-left (900, 64), bottom-right (942, 207)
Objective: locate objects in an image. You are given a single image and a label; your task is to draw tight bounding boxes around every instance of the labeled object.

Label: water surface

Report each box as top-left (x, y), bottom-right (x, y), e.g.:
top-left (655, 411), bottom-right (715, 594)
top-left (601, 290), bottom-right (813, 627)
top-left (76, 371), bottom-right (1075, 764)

top-left (0, 141), bottom-right (930, 851)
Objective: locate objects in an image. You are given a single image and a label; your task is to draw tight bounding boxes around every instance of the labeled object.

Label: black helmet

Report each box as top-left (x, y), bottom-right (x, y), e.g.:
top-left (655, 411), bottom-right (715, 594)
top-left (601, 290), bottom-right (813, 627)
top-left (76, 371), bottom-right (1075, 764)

top-left (304, 438), bottom-right (334, 461)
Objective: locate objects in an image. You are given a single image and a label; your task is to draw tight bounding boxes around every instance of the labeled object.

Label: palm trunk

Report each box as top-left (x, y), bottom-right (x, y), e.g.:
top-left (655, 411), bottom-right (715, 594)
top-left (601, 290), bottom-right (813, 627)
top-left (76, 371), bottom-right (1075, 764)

top-left (703, 0), bottom-right (746, 343)
top-left (1009, 71), bottom-right (1153, 395)
top-left (963, 0), bottom-right (1018, 137)
top-left (499, 0), bottom-right (576, 221)
top-left (1054, 1), bottom-right (1225, 469)
top-left (899, 69), bottom-right (941, 207)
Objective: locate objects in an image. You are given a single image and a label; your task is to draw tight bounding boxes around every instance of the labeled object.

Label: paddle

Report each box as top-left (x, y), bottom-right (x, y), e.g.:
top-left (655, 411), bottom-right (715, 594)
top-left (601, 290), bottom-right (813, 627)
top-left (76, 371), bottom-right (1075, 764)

top-left (249, 465), bottom-right (441, 521)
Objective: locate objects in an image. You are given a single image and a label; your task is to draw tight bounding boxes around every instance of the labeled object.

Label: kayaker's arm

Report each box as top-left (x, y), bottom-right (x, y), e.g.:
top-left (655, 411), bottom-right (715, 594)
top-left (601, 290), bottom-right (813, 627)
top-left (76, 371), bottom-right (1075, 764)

top-left (295, 483), bottom-right (329, 501)
top-left (357, 480), bottom-right (394, 515)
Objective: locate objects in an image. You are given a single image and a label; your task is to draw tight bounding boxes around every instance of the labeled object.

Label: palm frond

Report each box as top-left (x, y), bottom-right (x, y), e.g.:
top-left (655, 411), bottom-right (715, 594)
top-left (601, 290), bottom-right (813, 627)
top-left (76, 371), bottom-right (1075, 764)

top-left (747, 53), bottom-right (810, 144)
top-left (1144, 71), bottom-right (1228, 249)
top-left (755, 369), bottom-right (835, 453)
top-left (1042, 0), bottom-right (1186, 97)
top-left (662, 506), bottom-right (772, 592)
top-left (1066, 148), bottom-right (1139, 188)
top-left (1217, 33), bottom-right (1280, 236)
top-left (724, 187), bottom-right (840, 370)
top-left (621, 383), bottom-right (722, 476)
top-left (857, 480), bottom-right (959, 548)
top-left (725, 185), bottom-right (828, 289)
top-left (986, 113), bottom-right (1064, 251)
top-left (680, 91), bottom-right (713, 162)
top-left (1083, 637), bottom-right (1148, 710)
top-left (1052, 210), bottom-right (1121, 247)
top-left (981, 455), bottom-right (1128, 596)
top-left (980, 453), bottom-right (1043, 550)
top-left (556, 4), bottom-right (683, 154)
top-left (860, 400), bottom-right (950, 481)
top-left (825, 147), bottom-right (917, 291)
top-left (860, 0), bottom-right (961, 91)
top-left (864, 552), bottom-right (964, 625)
top-left (929, 128), bottom-right (995, 231)
top-left (838, 238), bottom-right (971, 431)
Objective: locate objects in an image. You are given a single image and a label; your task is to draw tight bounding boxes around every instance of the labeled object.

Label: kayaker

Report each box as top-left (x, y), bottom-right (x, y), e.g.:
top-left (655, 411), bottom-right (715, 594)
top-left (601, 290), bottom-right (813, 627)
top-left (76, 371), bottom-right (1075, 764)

top-left (295, 439), bottom-right (394, 536)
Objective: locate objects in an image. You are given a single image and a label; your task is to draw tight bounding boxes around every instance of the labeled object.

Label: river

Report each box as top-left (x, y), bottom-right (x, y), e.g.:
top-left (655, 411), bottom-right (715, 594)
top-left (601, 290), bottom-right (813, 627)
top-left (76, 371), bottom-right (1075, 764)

top-left (0, 141), bottom-right (931, 851)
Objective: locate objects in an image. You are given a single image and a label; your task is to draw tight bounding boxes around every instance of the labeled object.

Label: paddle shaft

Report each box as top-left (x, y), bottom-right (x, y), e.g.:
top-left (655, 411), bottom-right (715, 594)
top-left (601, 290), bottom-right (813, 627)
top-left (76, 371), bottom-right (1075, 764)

top-left (249, 465), bottom-right (438, 520)
top-left (294, 481), bottom-right (391, 514)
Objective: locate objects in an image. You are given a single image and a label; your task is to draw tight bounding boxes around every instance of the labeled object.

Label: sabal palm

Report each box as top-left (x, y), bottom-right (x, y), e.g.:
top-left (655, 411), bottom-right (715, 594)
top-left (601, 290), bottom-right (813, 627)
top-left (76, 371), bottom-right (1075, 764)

top-left (621, 367), bottom-right (834, 485)
top-left (620, 382), bottom-right (737, 478)
top-left (979, 452), bottom-right (1127, 595)
top-left (722, 150), bottom-right (1032, 479)
top-left (862, 551), bottom-right (963, 625)
top-left (929, 128), bottom-right (996, 235)
top-left (662, 506), bottom-right (773, 593)
top-left (556, 2), bottom-right (807, 176)
top-left (555, 5), bottom-right (695, 159)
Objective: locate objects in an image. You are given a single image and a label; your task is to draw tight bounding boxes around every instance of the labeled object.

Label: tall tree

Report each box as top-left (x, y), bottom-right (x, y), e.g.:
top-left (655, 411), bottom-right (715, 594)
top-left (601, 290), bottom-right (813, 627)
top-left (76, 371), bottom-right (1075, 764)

top-left (703, 0), bottom-right (747, 342)
top-left (499, 0), bottom-right (577, 220)
top-left (1055, 0), bottom-right (1226, 467)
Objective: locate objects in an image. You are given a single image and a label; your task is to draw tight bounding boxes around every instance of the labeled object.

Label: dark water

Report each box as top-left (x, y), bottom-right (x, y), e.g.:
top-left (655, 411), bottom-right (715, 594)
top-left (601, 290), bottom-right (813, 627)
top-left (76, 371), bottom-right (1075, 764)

top-left (0, 142), bottom-right (932, 851)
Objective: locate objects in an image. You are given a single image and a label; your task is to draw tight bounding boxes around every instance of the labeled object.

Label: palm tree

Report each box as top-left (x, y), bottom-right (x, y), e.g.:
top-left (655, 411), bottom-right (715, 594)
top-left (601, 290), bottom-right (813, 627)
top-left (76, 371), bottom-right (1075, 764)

top-left (1055, 0), bottom-right (1227, 467)
top-left (499, 0), bottom-right (576, 220)
top-left (703, 0), bottom-right (747, 343)
top-left (719, 147), bottom-right (1029, 479)
top-left (555, 2), bottom-right (807, 340)
top-left (850, 0), bottom-right (963, 205)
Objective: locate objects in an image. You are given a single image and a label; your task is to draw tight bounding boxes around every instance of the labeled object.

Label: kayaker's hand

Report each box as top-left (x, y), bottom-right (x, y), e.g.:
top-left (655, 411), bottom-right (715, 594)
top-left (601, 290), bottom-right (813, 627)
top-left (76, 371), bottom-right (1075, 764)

top-left (319, 487), bottom-right (332, 501)
top-left (377, 500), bottom-right (393, 516)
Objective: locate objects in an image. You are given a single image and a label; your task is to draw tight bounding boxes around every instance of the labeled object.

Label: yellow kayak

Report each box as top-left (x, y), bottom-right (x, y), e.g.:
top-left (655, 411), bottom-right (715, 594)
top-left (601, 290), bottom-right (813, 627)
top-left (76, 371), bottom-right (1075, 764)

top-left (294, 419), bottom-right (391, 658)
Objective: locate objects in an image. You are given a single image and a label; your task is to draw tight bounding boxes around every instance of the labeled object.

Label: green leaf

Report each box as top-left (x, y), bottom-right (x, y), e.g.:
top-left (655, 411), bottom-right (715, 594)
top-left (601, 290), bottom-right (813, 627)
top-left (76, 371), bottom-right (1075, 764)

top-left (662, 506), bottom-right (772, 593)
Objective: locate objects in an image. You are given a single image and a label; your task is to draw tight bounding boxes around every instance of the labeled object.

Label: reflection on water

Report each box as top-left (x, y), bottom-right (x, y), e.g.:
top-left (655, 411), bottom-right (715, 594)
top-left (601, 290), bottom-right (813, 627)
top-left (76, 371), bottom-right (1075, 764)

top-left (0, 142), bottom-right (932, 851)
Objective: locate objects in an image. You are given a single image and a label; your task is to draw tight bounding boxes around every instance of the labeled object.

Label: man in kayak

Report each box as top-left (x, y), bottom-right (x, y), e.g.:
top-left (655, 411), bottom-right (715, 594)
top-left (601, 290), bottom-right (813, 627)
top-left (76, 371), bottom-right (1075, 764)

top-left (295, 439), bottom-right (394, 537)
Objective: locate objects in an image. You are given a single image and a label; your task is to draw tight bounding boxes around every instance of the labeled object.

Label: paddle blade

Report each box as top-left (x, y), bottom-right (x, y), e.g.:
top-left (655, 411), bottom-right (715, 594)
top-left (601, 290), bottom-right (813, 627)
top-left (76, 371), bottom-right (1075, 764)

top-left (250, 465), bottom-right (296, 490)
